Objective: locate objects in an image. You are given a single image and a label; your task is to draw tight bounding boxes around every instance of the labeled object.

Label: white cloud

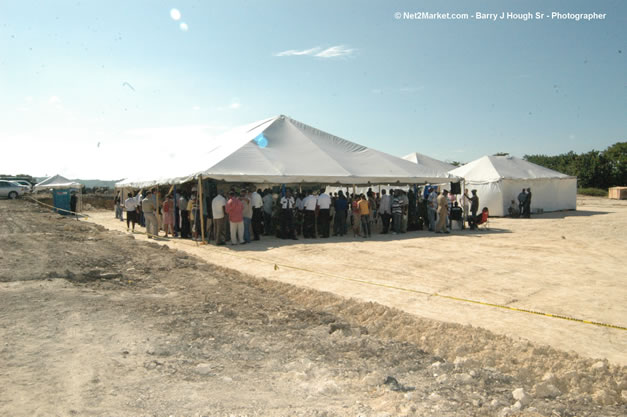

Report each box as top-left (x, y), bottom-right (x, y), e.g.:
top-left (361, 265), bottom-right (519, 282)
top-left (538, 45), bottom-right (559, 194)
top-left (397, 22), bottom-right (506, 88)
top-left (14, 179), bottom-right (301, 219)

top-left (274, 45), bottom-right (355, 58)
top-left (274, 47), bottom-right (321, 57)
top-left (192, 105), bottom-right (201, 111)
top-left (315, 45), bottom-right (355, 58)
top-left (179, 22), bottom-right (189, 32)
top-left (48, 96), bottom-right (61, 105)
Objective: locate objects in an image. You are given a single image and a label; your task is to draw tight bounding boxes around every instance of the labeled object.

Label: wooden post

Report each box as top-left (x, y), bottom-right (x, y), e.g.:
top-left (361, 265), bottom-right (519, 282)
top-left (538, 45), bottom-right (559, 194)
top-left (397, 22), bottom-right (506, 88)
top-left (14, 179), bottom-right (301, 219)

top-left (198, 175), bottom-right (205, 244)
top-left (155, 188), bottom-right (161, 237)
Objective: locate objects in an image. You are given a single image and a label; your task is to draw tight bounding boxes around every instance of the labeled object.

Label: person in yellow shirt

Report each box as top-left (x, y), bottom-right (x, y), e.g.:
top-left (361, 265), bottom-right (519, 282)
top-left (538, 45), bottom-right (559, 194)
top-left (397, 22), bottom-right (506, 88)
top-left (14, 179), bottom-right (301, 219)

top-left (436, 190), bottom-right (450, 234)
top-left (358, 194), bottom-right (371, 237)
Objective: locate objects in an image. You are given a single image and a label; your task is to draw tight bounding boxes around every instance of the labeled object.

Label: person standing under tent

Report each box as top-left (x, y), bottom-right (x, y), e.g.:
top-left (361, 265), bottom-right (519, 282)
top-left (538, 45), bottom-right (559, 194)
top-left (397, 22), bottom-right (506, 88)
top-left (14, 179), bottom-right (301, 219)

top-left (262, 189), bottom-right (274, 235)
top-left (303, 190), bottom-right (317, 238)
top-left (333, 191), bottom-right (348, 236)
top-left (294, 192), bottom-right (305, 237)
top-left (316, 188), bottom-right (332, 238)
top-left (358, 194), bottom-right (371, 237)
top-left (469, 189), bottom-right (479, 222)
top-left (142, 190), bottom-right (158, 238)
top-left (280, 188), bottom-right (297, 240)
top-left (187, 193), bottom-right (200, 241)
top-left (225, 191), bottom-right (245, 245)
top-left (436, 189), bottom-right (450, 234)
top-left (391, 190), bottom-right (403, 234)
top-left (427, 187), bottom-right (438, 232)
top-left (251, 188), bottom-right (263, 241)
top-left (378, 189), bottom-right (392, 234)
top-left (524, 188), bottom-right (532, 218)
top-left (179, 193), bottom-right (190, 238)
top-left (162, 194), bottom-right (175, 237)
top-left (400, 190), bottom-right (409, 233)
top-left (518, 188), bottom-right (527, 218)
top-left (211, 191), bottom-right (227, 245)
top-left (461, 188), bottom-right (471, 229)
top-left (367, 191), bottom-right (377, 234)
top-left (241, 189), bottom-right (252, 244)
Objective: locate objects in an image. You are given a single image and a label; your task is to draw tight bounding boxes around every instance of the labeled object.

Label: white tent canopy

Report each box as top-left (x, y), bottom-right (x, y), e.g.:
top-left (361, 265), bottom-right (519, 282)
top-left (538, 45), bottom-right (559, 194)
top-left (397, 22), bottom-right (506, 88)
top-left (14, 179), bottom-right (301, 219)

top-left (117, 115), bottom-right (457, 188)
top-left (34, 175), bottom-right (83, 191)
top-left (402, 152), bottom-right (456, 172)
top-left (449, 155), bottom-right (577, 216)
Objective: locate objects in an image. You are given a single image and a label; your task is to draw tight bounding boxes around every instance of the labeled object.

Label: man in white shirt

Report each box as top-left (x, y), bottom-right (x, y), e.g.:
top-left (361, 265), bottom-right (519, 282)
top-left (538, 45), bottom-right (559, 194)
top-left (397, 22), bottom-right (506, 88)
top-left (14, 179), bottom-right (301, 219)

top-left (378, 189), bottom-right (392, 234)
top-left (316, 188), bottom-right (332, 238)
top-left (302, 190), bottom-right (317, 238)
top-left (124, 191), bottom-right (142, 231)
top-left (279, 189), bottom-right (297, 240)
top-left (211, 192), bottom-right (227, 245)
top-left (251, 188), bottom-right (263, 241)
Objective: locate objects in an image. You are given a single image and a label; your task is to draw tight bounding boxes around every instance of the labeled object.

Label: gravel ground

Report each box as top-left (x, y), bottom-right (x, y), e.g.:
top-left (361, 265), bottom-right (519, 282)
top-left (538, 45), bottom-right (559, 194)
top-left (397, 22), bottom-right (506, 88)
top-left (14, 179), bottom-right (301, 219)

top-left (0, 199), bottom-right (625, 416)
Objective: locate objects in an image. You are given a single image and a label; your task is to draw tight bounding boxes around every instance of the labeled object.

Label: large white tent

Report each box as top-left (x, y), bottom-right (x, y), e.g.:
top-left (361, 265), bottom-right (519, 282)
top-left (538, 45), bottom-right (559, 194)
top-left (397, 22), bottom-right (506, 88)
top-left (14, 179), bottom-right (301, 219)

top-left (117, 115), bottom-right (457, 188)
top-left (33, 175), bottom-right (83, 191)
top-left (402, 152), bottom-right (456, 172)
top-left (449, 155), bottom-right (577, 216)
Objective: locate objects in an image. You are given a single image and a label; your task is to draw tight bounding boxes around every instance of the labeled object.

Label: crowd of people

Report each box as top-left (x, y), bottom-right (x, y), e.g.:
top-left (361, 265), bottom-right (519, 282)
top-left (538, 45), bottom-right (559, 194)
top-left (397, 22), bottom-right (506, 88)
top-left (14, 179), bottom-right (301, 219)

top-left (113, 183), bottom-right (533, 245)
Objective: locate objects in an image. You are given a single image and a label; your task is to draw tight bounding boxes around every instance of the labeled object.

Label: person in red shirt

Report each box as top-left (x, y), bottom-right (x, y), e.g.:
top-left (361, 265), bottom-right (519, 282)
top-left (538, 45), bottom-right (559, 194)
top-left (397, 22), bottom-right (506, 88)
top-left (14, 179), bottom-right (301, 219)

top-left (225, 190), bottom-right (245, 245)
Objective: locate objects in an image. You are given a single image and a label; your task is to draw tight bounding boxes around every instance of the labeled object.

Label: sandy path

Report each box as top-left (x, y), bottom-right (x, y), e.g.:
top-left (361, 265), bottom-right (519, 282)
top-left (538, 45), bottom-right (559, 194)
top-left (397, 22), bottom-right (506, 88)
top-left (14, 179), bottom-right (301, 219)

top-left (87, 196), bottom-right (627, 365)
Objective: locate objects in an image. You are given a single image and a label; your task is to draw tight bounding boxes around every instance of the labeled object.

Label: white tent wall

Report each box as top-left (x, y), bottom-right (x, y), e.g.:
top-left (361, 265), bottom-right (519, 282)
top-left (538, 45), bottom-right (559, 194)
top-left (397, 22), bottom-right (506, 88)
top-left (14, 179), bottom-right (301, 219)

top-left (465, 181), bottom-right (506, 216)
top-left (501, 178), bottom-right (577, 215)
top-left (466, 178), bottom-right (577, 217)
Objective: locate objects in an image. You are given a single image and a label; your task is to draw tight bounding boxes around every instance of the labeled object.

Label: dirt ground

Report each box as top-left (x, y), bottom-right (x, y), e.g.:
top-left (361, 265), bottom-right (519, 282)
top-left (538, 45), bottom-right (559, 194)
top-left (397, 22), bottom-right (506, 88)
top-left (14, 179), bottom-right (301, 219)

top-left (1, 198), bottom-right (625, 416)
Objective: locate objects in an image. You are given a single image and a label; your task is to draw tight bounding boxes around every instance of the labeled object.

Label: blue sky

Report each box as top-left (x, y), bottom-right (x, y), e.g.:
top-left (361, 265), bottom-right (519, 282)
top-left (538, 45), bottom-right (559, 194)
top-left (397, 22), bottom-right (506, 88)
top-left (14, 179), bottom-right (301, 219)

top-left (1, 0), bottom-right (625, 179)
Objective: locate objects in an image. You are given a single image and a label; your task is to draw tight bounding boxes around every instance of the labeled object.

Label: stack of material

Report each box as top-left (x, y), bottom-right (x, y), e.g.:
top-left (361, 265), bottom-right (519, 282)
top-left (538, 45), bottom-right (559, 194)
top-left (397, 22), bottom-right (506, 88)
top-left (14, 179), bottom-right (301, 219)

top-left (608, 187), bottom-right (627, 200)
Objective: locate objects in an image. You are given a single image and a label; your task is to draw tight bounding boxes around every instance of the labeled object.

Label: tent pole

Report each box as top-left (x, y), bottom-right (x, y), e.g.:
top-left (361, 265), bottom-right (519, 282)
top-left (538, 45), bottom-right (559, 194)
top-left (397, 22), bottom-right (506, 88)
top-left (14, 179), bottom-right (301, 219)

top-left (198, 175), bottom-right (205, 244)
top-left (462, 179), bottom-right (466, 226)
top-left (156, 188), bottom-right (161, 237)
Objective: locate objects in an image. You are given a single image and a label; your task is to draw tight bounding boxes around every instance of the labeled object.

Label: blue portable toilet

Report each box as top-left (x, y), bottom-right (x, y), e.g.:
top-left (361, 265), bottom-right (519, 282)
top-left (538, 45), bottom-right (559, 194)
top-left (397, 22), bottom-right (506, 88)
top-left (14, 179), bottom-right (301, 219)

top-left (34, 175), bottom-right (84, 215)
top-left (52, 189), bottom-right (72, 214)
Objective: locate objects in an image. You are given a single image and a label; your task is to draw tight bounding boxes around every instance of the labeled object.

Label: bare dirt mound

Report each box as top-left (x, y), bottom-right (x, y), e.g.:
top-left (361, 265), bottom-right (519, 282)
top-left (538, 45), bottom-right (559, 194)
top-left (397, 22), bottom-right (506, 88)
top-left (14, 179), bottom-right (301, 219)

top-left (1, 199), bottom-right (625, 416)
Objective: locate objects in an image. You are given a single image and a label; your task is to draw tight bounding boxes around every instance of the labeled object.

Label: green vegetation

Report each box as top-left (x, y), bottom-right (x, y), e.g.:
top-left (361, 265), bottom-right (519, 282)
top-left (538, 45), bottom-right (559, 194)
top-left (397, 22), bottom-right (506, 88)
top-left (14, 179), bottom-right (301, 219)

top-left (577, 187), bottom-right (608, 197)
top-left (524, 142), bottom-right (626, 189)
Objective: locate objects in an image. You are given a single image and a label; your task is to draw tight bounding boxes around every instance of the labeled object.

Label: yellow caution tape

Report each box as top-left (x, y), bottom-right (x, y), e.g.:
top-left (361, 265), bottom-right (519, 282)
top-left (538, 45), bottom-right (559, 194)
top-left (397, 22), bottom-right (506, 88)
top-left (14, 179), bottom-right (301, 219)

top-left (24, 196), bottom-right (87, 219)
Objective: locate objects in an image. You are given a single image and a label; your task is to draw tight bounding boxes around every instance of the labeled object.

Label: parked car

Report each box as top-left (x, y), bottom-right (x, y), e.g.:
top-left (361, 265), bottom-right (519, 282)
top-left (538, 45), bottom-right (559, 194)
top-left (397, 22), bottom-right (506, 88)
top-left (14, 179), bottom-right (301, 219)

top-left (12, 180), bottom-right (33, 192)
top-left (0, 180), bottom-right (26, 199)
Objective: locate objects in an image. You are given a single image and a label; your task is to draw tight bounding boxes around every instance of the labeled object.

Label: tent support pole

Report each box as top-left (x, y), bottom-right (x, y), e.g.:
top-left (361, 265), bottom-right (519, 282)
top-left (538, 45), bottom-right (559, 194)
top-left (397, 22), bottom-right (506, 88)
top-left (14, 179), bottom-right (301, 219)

top-left (198, 175), bottom-right (205, 244)
top-left (461, 179), bottom-right (466, 226)
top-left (156, 188), bottom-right (161, 237)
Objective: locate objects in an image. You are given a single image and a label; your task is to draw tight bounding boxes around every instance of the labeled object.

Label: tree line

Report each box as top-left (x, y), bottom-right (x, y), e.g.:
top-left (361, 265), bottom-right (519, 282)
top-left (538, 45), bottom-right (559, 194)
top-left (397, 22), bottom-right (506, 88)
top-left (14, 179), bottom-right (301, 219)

top-left (524, 142), bottom-right (626, 189)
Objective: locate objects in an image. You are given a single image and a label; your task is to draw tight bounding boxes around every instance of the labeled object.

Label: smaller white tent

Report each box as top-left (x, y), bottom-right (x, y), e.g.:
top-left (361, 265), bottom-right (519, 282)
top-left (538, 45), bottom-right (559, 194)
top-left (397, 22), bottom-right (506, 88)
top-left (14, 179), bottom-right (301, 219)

top-left (402, 152), bottom-right (456, 172)
top-left (34, 175), bottom-right (83, 191)
top-left (449, 156), bottom-right (577, 216)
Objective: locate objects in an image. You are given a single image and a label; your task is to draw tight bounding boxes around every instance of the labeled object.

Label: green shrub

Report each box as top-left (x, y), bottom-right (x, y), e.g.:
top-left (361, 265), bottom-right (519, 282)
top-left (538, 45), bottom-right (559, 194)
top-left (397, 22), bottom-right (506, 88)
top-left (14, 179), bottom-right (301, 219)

top-left (577, 187), bottom-right (608, 197)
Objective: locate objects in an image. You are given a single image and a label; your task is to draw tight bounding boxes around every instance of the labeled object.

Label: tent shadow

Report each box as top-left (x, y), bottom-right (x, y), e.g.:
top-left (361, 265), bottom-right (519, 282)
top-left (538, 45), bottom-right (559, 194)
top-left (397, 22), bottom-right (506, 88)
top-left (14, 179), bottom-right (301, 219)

top-left (530, 210), bottom-right (608, 219)
top-left (224, 228), bottom-right (512, 251)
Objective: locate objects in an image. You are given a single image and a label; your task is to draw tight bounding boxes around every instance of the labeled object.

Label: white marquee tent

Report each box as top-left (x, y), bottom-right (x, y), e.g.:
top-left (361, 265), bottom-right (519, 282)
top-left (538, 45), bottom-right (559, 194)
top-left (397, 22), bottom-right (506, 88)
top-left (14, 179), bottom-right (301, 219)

top-left (402, 152), bottom-right (456, 172)
top-left (449, 155), bottom-right (577, 216)
top-left (34, 175), bottom-right (83, 191)
top-left (117, 115), bottom-right (457, 188)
